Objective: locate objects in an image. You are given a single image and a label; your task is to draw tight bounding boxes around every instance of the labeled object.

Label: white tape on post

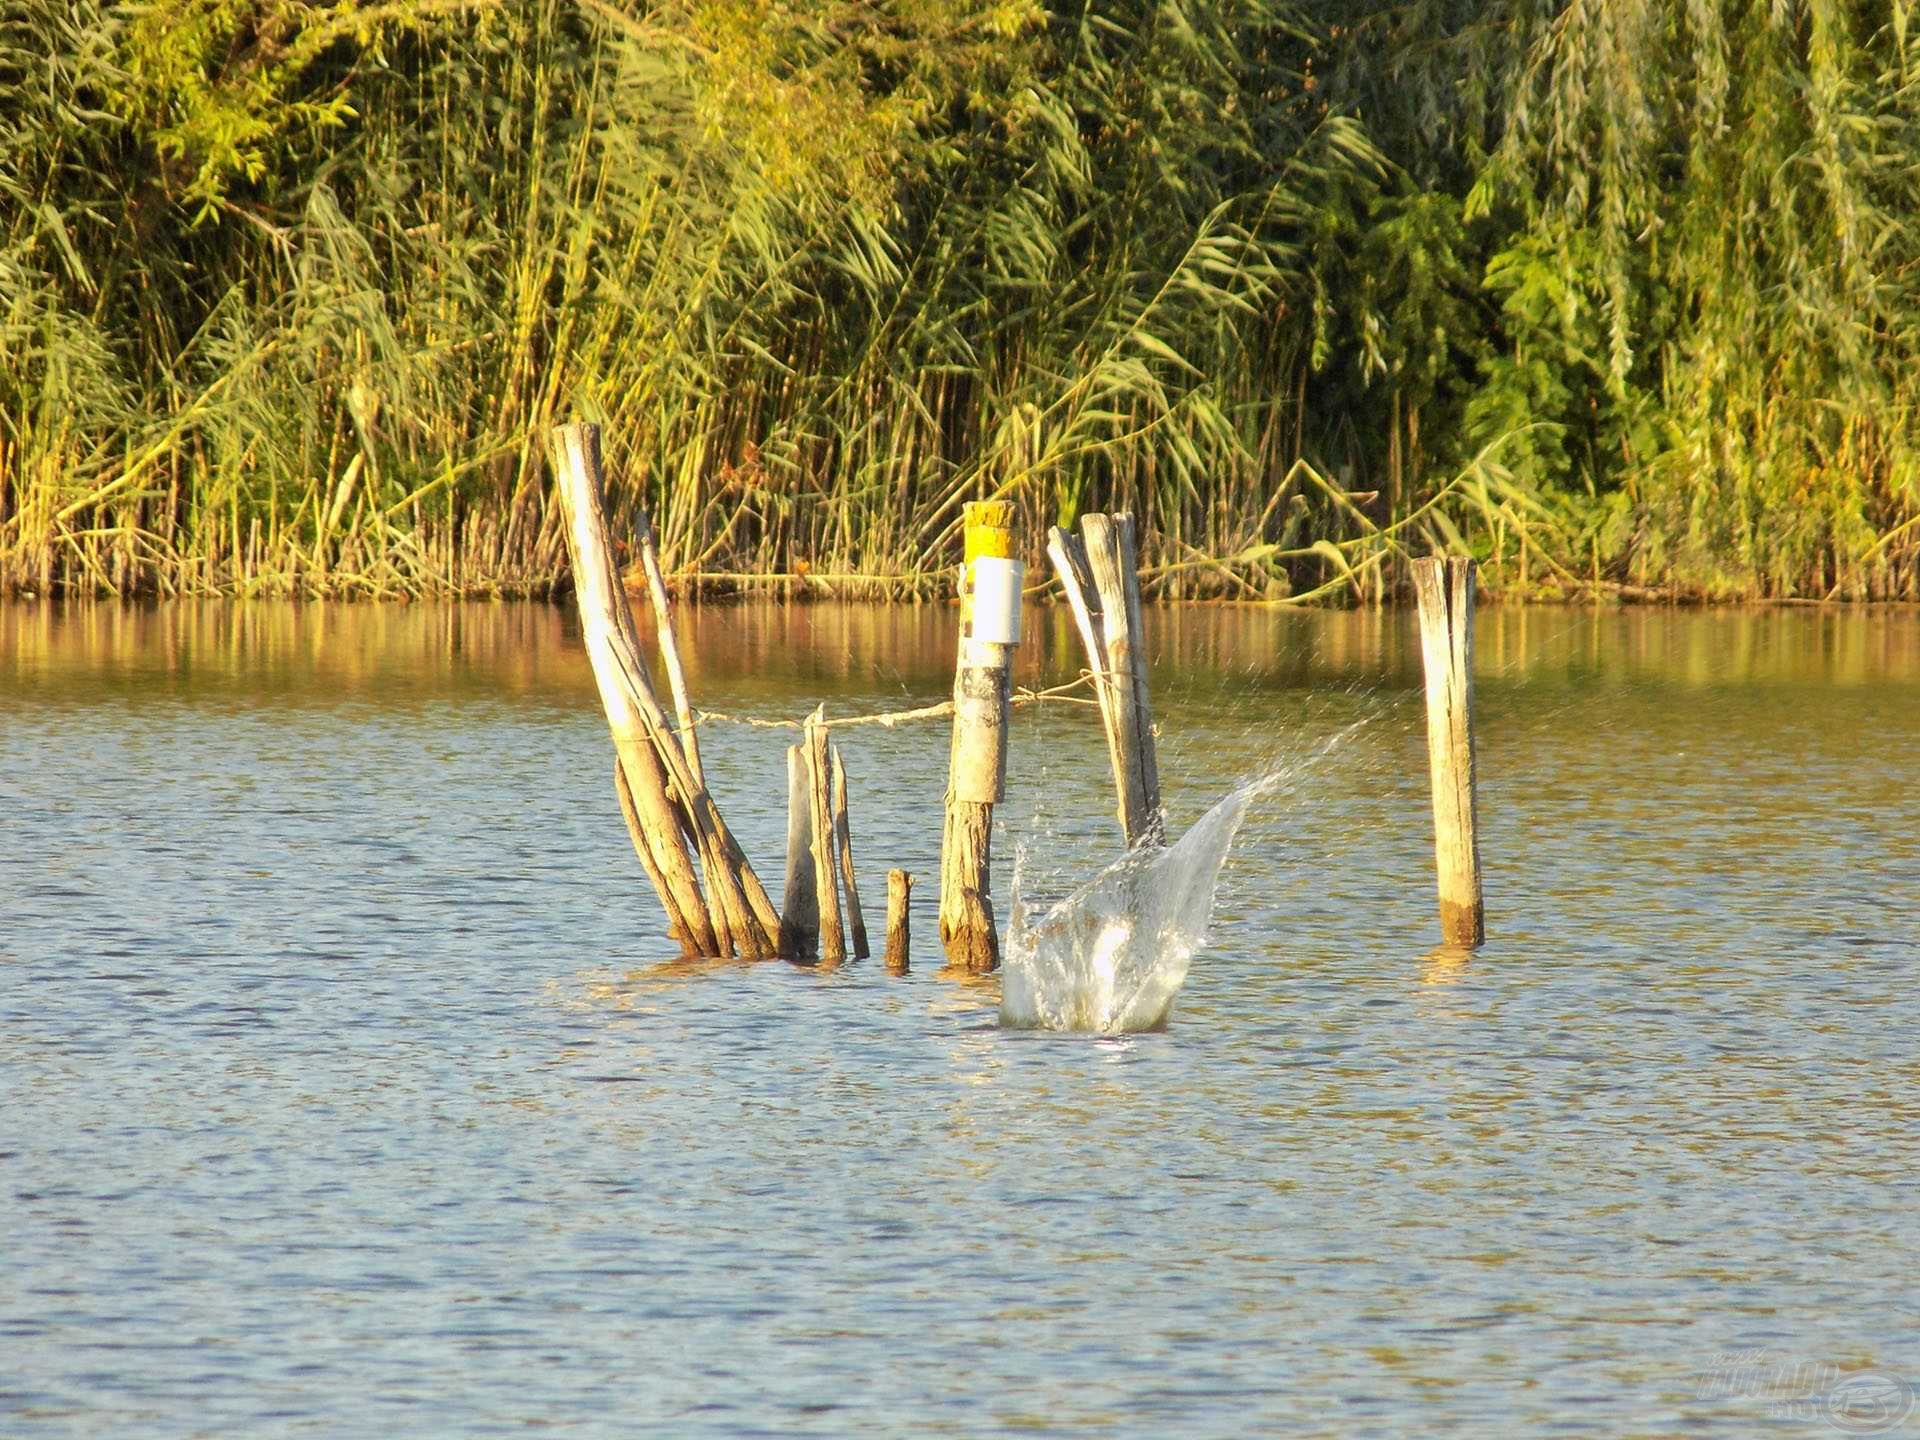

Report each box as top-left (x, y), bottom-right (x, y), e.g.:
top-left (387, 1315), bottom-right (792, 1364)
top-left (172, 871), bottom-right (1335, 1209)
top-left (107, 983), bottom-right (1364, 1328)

top-left (969, 557), bottom-right (1025, 646)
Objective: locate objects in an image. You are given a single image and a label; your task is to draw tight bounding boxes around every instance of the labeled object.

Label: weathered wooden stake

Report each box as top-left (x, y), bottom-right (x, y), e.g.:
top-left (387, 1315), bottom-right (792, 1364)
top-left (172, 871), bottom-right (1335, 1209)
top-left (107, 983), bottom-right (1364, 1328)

top-left (884, 869), bottom-right (913, 972)
top-left (939, 500), bottom-right (1022, 971)
top-left (1412, 555), bottom-right (1485, 947)
top-left (552, 420), bottom-right (781, 958)
top-left (613, 757), bottom-right (695, 952)
top-left (779, 744), bottom-right (818, 958)
top-left (1046, 512), bottom-right (1162, 847)
top-left (829, 745), bottom-right (870, 960)
top-left (804, 706), bottom-right (846, 965)
top-left (633, 507), bottom-right (702, 788)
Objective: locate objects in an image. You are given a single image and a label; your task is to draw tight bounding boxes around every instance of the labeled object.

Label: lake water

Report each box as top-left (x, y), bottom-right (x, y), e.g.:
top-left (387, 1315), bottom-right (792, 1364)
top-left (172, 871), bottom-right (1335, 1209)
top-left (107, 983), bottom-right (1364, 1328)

top-left (3, 600), bottom-right (1917, 1436)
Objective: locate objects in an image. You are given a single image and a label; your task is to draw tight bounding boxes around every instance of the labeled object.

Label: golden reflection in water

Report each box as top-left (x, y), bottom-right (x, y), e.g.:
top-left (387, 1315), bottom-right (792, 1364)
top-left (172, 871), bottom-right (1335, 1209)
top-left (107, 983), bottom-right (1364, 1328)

top-left (0, 598), bottom-right (592, 702)
top-left (926, 973), bottom-right (1007, 1097)
top-left (1420, 944), bottom-right (1475, 985)
top-left (6, 597), bottom-right (1917, 701)
top-left (558, 954), bottom-right (795, 1015)
top-left (933, 964), bottom-right (1001, 993)
top-left (620, 953), bottom-right (774, 988)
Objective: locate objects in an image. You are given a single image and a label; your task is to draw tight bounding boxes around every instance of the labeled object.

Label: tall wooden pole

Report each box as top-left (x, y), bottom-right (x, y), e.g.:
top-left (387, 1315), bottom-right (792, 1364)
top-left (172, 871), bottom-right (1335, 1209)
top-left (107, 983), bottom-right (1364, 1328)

top-left (804, 706), bottom-right (846, 966)
top-left (1046, 512), bottom-right (1162, 848)
top-left (1412, 555), bottom-right (1485, 947)
top-left (940, 500), bottom-right (1021, 971)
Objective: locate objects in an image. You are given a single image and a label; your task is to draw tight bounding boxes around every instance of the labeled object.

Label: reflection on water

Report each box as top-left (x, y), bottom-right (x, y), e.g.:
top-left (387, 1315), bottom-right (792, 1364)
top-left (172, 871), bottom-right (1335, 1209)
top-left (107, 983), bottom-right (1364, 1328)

top-left (3, 599), bottom-right (1918, 1435)
top-left (7, 596), bottom-right (1918, 700)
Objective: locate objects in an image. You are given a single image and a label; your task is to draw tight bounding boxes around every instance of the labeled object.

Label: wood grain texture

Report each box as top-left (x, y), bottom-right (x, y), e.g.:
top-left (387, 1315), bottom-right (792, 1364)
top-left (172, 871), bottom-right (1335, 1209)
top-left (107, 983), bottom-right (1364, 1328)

top-left (553, 421), bottom-right (780, 958)
top-left (804, 707), bottom-right (845, 965)
top-left (634, 507), bottom-right (702, 789)
top-left (884, 869), bottom-right (913, 972)
top-left (779, 743), bottom-right (818, 959)
top-left (613, 757), bottom-right (698, 957)
top-left (1050, 512), bottom-right (1162, 848)
top-left (939, 800), bottom-right (998, 972)
top-left (1412, 555), bottom-right (1484, 947)
top-left (830, 745), bottom-right (870, 960)
top-left (949, 660), bottom-right (1010, 804)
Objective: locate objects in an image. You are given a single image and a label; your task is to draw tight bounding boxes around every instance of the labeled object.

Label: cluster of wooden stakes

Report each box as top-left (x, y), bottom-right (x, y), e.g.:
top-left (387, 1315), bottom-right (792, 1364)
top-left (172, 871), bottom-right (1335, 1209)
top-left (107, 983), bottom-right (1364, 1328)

top-left (550, 421), bottom-right (1486, 979)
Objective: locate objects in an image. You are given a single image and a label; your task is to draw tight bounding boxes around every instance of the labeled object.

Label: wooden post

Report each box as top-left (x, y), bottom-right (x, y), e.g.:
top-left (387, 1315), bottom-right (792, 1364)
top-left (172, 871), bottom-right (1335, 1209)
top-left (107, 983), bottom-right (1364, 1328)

top-left (1412, 555), bottom-right (1484, 947)
top-left (779, 744), bottom-right (818, 958)
top-left (884, 870), bottom-right (913, 972)
top-left (804, 706), bottom-right (846, 965)
top-left (632, 508), bottom-right (701, 788)
top-left (829, 745), bottom-right (870, 960)
top-left (1046, 512), bottom-right (1162, 847)
top-left (551, 421), bottom-right (781, 958)
top-left (939, 500), bottom-right (1021, 971)
top-left (613, 757), bottom-right (698, 954)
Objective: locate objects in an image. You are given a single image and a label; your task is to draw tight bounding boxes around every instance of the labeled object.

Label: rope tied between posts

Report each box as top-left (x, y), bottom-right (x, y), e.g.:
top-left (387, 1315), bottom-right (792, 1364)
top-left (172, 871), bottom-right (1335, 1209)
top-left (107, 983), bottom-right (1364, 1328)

top-left (690, 675), bottom-right (1100, 734)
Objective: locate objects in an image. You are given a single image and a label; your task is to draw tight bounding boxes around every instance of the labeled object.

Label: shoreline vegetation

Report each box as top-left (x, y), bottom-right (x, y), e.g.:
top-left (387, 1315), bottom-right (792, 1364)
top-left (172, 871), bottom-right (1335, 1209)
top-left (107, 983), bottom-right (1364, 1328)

top-left (4, 1), bottom-right (1917, 605)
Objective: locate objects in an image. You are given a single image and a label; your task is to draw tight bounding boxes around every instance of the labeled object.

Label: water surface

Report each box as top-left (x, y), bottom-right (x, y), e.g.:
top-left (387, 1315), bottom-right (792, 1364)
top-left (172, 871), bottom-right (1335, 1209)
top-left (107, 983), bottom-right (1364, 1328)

top-left (3, 601), bottom-right (1916, 1436)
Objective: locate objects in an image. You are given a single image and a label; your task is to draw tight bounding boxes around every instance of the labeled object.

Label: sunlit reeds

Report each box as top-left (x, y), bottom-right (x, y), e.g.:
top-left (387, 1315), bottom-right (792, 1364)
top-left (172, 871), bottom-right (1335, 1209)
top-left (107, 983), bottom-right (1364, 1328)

top-left (2, 0), bottom-right (1915, 602)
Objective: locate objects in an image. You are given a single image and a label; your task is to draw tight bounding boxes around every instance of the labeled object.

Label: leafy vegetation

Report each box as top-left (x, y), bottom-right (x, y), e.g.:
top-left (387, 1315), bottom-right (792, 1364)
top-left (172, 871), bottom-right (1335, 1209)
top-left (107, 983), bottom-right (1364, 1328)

top-left (3, 0), bottom-right (1916, 600)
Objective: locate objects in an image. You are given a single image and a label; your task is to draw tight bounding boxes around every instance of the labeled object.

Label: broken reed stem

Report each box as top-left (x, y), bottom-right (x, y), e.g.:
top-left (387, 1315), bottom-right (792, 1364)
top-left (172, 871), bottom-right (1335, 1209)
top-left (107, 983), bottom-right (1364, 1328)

top-left (552, 420), bottom-right (780, 958)
top-left (1412, 555), bottom-right (1485, 947)
top-left (884, 869), bottom-right (913, 972)
top-left (829, 745), bottom-right (870, 960)
top-left (804, 706), bottom-right (846, 965)
top-left (779, 743), bottom-right (819, 958)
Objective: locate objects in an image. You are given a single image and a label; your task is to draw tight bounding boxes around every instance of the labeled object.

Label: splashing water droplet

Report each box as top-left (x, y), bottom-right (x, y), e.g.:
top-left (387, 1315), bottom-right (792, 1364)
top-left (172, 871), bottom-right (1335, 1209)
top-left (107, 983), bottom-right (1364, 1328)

top-left (1000, 772), bottom-right (1276, 1034)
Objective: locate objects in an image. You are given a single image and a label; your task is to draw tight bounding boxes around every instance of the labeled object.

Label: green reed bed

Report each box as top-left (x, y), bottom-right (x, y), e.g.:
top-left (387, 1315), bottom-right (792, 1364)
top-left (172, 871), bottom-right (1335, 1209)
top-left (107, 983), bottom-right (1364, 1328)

top-left (2, 0), bottom-right (1916, 602)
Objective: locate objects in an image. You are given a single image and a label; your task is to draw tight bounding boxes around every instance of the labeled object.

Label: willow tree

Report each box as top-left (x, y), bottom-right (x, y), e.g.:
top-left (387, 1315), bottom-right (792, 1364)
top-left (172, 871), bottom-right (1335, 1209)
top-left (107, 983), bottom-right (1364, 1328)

top-left (1477, 0), bottom-right (1920, 597)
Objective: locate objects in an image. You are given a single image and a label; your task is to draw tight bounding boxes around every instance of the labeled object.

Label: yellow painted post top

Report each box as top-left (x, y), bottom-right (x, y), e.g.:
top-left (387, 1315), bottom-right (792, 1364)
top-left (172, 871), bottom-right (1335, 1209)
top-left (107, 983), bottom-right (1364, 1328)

top-left (959, 501), bottom-right (1014, 637)
top-left (962, 501), bottom-right (1014, 562)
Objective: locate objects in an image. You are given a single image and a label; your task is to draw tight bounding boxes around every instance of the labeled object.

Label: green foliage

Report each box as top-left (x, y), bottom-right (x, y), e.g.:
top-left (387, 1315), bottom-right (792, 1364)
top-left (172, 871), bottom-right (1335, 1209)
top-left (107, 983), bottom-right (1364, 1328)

top-left (2, 0), bottom-right (1917, 601)
top-left (108, 0), bottom-right (481, 213)
top-left (1479, 0), bottom-right (1920, 596)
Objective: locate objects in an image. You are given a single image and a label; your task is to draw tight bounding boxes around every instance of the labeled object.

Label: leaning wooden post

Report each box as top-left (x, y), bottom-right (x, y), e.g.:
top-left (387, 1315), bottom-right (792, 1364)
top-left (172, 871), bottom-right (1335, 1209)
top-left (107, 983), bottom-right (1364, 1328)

top-left (1412, 555), bottom-right (1485, 947)
top-left (632, 508), bottom-right (702, 788)
top-left (1046, 512), bottom-right (1162, 847)
top-left (613, 757), bottom-right (697, 953)
top-left (884, 870), bottom-right (913, 972)
top-left (939, 500), bottom-right (1024, 971)
top-left (551, 420), bottom-right (782, 959)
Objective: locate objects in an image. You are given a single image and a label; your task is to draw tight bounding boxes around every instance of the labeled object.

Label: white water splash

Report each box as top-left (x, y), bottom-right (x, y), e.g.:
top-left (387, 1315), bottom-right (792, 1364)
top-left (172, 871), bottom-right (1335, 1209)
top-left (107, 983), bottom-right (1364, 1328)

top-left (999, 773), bottom-right (1274, 1033)
top-left (999, 721), bottom-right (1372, 1034)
